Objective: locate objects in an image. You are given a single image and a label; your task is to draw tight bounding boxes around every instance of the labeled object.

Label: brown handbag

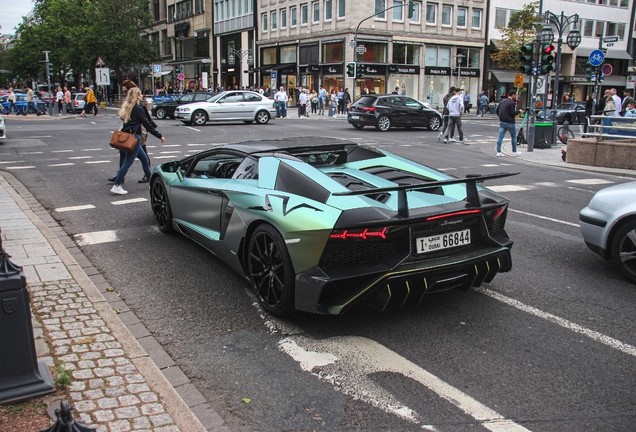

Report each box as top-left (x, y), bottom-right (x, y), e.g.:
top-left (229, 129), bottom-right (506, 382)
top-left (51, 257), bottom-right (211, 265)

top-left (109, 129), bottom-right (138, 153)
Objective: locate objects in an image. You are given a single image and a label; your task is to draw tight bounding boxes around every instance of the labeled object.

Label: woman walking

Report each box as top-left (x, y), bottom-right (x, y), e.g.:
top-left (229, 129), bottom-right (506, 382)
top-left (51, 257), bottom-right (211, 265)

top-left (110, 88), bottom-right (165, 195)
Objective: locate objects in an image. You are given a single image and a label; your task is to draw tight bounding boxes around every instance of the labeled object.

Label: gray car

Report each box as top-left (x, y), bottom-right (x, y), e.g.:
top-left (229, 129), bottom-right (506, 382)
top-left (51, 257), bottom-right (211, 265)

top-left (176, 91), bottom-right (276, 126)
top-left (579, 181), bottom-right (636, 283)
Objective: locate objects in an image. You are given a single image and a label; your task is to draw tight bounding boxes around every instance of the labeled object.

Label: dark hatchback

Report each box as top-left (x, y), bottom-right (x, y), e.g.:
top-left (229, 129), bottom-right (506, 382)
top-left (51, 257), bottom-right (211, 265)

top-left (348, 94), bottom-right (442, 132)
top-left (151, 92), bottom-right (217, 119)
top-left (536, 102), bottom-right (586, 125)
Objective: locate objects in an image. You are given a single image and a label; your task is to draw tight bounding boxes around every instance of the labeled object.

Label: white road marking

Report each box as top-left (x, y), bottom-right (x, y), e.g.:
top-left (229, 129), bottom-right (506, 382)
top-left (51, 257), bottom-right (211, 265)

top-left (499, 163), bottom-right (512, 166)
top-left (0, 161), bottom-right (21, 164)
top-left (159, 151), bottom-right (181, 154)
top-left (48, 163), bottom-right (75, 167)
top-left (69, 156), bottom-right (92, 159)
top-left (146, 145), bottom-right (157, 148)
top-left (90, 121), bottom-right (96, 124)
top-left (567, 186), bottom-right (596, 193)
top-left (566, 179), bottom-right (613, 185)
top-left (481, 164), bottom-right (499, 167)
top-left (185, 126), bottom-right (200, 132)
top-left (437, 168), bottom-right (456, 171)
top-left (5, 166), bottom-right (35, 170)
top-left (509, 208), bottom-right (579, 227)
top-left (162, 144), bottom-right (181, 147)
top-left (154, 156), bottom-right (179, 159)
top-left (55, 204), bottom-right (95, 212)
top-left (74, 230), bottom-right (118, 246)
top-left (399, 144), bottom-right (412, 147)
top-left (111, 198), bottom-right (147, 205)
top-left (534, 182), bottom-right (559, 187)
top-left (187, 143), bottom-right (207, 146)
top-left (478, 288), bottom-right (636, 358)
top-left (22, 151), bottom-right (43, 155)
top-left (85, 161), bottom-right (110, 164)
top-left (52, 150), bottom-right (74, 153)
top-left (279, 336), bottom-right (531, 432)
top-left (488, 185), bottom-right (532, 193)
top-left (82, 148), bottom-right (102, 151)
top-left (187, 149), bottom-right (201, 153)
top-left (25, 135), bottom-right (52, 138)
top-left (0, 153), bottom-right (10, 156)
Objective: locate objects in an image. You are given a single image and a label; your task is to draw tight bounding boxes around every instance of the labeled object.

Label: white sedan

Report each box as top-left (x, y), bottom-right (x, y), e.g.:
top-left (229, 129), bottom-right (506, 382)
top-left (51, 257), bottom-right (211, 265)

top-left (0, 115), bottom-right (6, 140)
top-left (176, 91), bottom-right (276, 126)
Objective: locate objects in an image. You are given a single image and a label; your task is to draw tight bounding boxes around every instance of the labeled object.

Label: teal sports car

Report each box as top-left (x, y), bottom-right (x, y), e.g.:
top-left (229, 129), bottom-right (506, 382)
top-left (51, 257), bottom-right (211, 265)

top-left (150, 138), bottom-right (517, 315)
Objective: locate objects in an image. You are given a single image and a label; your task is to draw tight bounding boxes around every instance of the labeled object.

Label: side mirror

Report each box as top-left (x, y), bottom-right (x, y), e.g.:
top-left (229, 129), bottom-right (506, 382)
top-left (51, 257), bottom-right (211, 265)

top-left (418, 105), bottom-right (424, 110)
top-left (161, 161), bottom-right (180, 173)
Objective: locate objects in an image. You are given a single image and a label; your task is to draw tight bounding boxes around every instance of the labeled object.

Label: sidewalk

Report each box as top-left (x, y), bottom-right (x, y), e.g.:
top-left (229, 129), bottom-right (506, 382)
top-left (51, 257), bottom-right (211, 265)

top-left (0, 172), bottom-right (230, 432)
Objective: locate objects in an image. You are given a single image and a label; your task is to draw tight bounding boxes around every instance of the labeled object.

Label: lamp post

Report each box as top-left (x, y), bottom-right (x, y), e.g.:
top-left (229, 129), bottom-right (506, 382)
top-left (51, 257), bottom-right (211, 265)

top-left (455, 54), bottom-right (466, 89)
top-left (541, 11), bottom-right (581, 147)
top-left (228, 48), bottom-right (254, 90)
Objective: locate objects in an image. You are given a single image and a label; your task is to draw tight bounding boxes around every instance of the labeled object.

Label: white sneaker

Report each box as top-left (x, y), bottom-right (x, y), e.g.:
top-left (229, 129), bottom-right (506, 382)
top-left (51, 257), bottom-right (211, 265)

top-left (496, 152), bottom-right (504, 157)
top-left (449, 138), bottom-right (457, 142)
top-left (461, 138), bottom-right (468, 143)
top-left (512, 151), bottom-right (522, 156)
top-left (110, 185), bottom-right (128, 195)
top-left (443, 138), bottom-right (449, 143)
top-left (437, 132), bottom-right (443, 141)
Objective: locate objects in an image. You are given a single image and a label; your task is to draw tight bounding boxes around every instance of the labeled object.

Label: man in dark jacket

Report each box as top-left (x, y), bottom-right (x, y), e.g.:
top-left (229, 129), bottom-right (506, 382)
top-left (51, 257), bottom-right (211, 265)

top-left (437, 86), bottom-right (456, 141)
top-left (495, 89), bottom-right (523, 157)
top-left (584, 92), bottom-right (596, 133)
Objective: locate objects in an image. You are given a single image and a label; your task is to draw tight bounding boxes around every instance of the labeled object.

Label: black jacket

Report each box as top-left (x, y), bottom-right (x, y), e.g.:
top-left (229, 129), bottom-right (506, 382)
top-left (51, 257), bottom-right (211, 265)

top-left (496, 98), bottom-right (520, 124)
top-left (596, 95), bottom-right (607, 115)
top-left (585, 97), bottom-right (595, 116)
top-left (123, 104), bottom-right (162, 139)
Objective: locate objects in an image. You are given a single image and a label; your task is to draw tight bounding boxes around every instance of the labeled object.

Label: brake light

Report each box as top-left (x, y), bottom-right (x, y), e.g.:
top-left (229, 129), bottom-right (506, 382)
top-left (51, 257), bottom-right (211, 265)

top-left (330, 227), bottom-right (388, 240)
top-left (362, 107), bottom-right (376, 111)
top-left (493, 207), bottom-right (504, 219)
top-left (426, 210), bottom-right (481, 221)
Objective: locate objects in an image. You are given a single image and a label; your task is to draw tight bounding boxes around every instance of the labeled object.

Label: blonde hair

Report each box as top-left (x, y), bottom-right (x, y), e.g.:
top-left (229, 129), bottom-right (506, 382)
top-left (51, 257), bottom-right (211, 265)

top-left (118, 87), bottom-right (141, 124)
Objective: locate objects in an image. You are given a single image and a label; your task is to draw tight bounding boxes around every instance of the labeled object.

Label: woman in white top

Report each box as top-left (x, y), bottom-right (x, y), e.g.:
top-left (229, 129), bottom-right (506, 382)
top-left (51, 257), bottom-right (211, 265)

top-left (55, 86), bottom-right (64, 115)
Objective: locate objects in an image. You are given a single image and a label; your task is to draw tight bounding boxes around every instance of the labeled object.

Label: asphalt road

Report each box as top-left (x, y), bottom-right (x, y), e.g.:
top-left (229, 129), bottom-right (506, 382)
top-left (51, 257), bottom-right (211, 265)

top-left (1, 111), bottom-right (635, 431)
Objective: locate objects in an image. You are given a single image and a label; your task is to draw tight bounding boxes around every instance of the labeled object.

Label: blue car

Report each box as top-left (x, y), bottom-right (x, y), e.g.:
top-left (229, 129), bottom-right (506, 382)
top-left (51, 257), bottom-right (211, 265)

top-left (0, 94), bottom-right (47, 115)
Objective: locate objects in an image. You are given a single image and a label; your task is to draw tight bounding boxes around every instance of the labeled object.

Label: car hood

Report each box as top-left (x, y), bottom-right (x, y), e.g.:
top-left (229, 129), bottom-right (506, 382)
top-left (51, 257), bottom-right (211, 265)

top-left (587, 181), bottom-right (636, 215)
top-left (177, 102), bottom-right (212, 109)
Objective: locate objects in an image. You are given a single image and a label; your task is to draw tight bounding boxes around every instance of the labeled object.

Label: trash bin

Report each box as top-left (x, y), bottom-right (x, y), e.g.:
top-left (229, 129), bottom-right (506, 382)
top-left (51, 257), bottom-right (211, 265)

top-left (0, 232), bottom-right (55, 404)
top-left (534, 122), bottom-right (555, 148)
top-left (489, 103), bottom-right (497, 114)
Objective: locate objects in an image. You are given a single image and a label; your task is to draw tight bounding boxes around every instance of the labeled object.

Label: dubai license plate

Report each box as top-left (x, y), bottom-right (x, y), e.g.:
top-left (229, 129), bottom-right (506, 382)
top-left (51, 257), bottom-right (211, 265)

top-left (416, 229), bottom-right (471, 254)
top-left (350, 115), bottom-right (360, 119)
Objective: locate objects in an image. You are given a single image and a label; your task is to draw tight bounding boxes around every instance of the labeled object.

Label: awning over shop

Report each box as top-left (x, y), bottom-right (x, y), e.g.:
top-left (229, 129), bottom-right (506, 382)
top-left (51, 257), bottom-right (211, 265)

top-left (491, 70), bottom-right (528, 84)
top-left (576, 48), bottom-right (632, 60)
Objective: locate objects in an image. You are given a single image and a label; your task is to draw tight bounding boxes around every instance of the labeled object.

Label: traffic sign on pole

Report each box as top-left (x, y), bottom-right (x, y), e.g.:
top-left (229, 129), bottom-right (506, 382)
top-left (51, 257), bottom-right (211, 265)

top-left (589, 50), bottom-right (605, 66)
top-left (96, 57), bottom-right (105, 66)
top-left (602, 64), bottom-right (613, 76)
top-left (603, 35), bottom-right (619, 43)
top-left (514, 74), bottom-right (524, 88)
top-left (95, 68), bottom-right (110, 85)
top-left (177, 73), bottom-right (185, 81)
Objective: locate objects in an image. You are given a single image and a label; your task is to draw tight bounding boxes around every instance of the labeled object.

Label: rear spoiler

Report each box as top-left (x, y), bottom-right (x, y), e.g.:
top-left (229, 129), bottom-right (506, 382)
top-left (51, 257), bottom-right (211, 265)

top-left (332, 172), bottom-right (520, 217)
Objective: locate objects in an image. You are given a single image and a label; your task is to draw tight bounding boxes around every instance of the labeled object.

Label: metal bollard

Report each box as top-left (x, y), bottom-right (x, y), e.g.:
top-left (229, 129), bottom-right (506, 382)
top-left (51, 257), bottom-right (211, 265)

top-left (40, 400), bottom-right (96, 432)
top-left (0, 229), bottom-right (56, 404)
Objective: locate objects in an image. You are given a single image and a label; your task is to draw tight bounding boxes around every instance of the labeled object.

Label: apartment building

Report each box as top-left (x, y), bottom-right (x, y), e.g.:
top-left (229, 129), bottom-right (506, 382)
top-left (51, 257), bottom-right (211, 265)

top-left (256, 0), bottom-right (487, 107)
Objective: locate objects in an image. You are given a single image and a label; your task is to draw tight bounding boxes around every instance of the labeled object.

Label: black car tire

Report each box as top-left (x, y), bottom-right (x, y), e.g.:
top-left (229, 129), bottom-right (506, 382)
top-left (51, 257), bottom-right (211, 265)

top-left (193, 110), bottom-right (208, 126)
top-left (376, 115), bottom-right (391, 132)
top-left (156, 108), bottom-right (167, 120)
top-left (352, 124), bottom-right (364, 130)
top-left (244, 120), bottom-right (254, 124)
top-left (429, 116), bottom-right (441, 131)
top-left (150, 177), bottom-right (174, 234)
top-left (256, 110), bottom-right (270, 124)
top-left (611, 219), bottom-right (636, 284)
top-left (248, 224), bottom-right (295, 316)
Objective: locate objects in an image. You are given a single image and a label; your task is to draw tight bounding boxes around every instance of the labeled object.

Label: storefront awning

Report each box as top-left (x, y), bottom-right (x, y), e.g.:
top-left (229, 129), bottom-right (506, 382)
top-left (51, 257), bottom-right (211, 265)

top-left (491, 70), bottom-right (528, 84)
top-left (576, 48), bottom-right (632, 60)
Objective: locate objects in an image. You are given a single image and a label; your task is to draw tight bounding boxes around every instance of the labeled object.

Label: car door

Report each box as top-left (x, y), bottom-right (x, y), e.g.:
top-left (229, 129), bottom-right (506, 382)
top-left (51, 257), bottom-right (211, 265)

top-left (402, 97), bottom-right (428, 126)
top-left (386, 96), bottom-right (410, 126)
top-left (211, 92), bottom-right (246, 120)
top-left (243, 92), bottom-right (265, 120)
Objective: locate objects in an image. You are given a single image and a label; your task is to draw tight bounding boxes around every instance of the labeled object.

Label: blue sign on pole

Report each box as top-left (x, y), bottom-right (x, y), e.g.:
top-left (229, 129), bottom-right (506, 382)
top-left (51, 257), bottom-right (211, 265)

top-left (589, 50), bottom-right (605, 66)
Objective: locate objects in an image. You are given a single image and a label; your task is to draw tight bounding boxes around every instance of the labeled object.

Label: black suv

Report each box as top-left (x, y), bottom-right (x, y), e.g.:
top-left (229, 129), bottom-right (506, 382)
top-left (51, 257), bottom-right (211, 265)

top-left (151, 92), bottom-right (217, 119)
top-left (348, 94), bottom-right (442, 132)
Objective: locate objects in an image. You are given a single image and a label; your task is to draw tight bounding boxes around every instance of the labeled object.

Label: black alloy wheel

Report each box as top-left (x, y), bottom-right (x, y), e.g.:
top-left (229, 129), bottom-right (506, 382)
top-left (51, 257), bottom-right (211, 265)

top-left (156, 107), bottom-right (167, 120)
top-left (150, 178), bottom-right (174, 234)
top-left (611, 220), bottom-right (636, 284)
top-left (429, 116), bottom-right (441, 131)
top-left (247, 224), bottom-right (295, 315)
top-left (376, 115), bottom-right (391, 132)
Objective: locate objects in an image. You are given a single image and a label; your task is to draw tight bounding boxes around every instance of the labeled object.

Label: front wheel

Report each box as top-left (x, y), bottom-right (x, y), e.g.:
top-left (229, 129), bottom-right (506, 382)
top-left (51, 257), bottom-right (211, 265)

top-left (247, 224), bottom-right (295, 316)
top-left (428, 116), bottom-right (441, 131)
top-left (375, 115), bottom-right (391, 132)
top-left (150, 178), bottom-right (173, 234)
top-left (156, 108), bottom-right (167, 120)
top-left (256, 110), bottom-right (270, 124)
top-left (611, 220), bottom-right (636, 284)
top-left (192, 110), bottom-right (208, 126)
top-left (352, 124), bottom-right (364, 130)
top-left (557, 127), bottom-right (575, 144)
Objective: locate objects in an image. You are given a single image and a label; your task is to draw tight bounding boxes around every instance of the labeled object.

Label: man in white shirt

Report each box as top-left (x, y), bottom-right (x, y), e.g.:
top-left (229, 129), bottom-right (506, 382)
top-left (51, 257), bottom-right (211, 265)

top-left (274, 86), bottom-right (288, 118)
top-left (444, 88), bottom-right (466, 143)
top-left (611, 88), bottom-right (622, 116)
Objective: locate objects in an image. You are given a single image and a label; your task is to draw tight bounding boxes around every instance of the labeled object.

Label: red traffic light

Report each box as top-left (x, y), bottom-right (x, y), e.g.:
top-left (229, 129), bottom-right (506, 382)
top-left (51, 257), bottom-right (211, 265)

top-left (543, 44), bottom-right (555, 53)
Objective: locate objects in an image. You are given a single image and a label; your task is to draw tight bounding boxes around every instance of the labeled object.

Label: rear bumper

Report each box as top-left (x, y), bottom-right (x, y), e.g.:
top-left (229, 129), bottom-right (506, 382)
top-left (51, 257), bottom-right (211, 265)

top-left (348, 113), bottom-right (377, 126)
top-left (294, 246), bottom-right (512, 315)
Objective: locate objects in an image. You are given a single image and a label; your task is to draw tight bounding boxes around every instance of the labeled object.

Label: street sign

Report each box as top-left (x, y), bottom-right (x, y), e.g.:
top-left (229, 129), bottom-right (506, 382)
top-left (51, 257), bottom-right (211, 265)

top-left (600, 74), bottom-right (605, 83)
top-left (589, 50), bottom-right (605, 66)
top-left (153, 64), bottom-right (161, 73)
top-left (606, 43), bottom-right (615, 47)
top-left (591, 74), bottom-right (597, 82)
top-left (356, 46), bottom-right (367, 54)
top-left (348, 40), bottom-right (356, 48)
top-left (603, 35), bottom-right (619, 43)
top-left (96, 57), bottom-right (105, 66)
top-left (95, 68), bottom-right (110, 85)
top-left (514, 73), bottom-right (524, 87)
top-left (177, 73), bottom-right (185, 81)
top-left (602, 64), bottom-right (613, 76)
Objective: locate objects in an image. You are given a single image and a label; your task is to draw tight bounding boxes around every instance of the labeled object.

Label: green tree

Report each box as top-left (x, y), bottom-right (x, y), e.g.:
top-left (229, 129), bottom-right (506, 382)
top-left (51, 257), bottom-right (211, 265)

top-left (491, 2), bottom-right (539, 71)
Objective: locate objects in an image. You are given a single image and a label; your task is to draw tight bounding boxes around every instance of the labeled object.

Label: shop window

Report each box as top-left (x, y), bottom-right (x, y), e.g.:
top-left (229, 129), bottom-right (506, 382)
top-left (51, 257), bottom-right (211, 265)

top-left (262, 47), bottom-right (276, 65)
top-left (375, 0), bottom-right (386, 19)
top-left (393, 44), bottom-right (420, 64)
top-left (281, 9), bottom-right (287, 28)
top-left (393, 0), bottom-right (404, 21)
top-left (457, 48), bottom-right (468, 67)
top-left (300, 44), bottom-right (319, 63)
top-left (313, 2), bottom-right (320, 23)
top-left (272, 11), bottom-right (277, 29)
top-left (441, 5), bottom-right (451, 25)
top-left (409, 1), bottom-right (420, 22)
top-left (338, 0), bottom-right (345, 18)
top-left (323, 42), bottom-right (343, 63)
top-left (457, 7), bottom-right (466, 27)
top-left (281, 45), bottom-right (297, 63)
top-left (291, 7), bottom-right (297, 26)
top-left (262, 13), bottom-right (268, 31)
top-left (468, 49), bottom-right (479, 68)
top-left (425, 46), bottom-right (437, 66)
top-left (584, 20), bottom-right (593, 37)
top-left (438, 47), bottom-right (450, 66)
top-left (325, 0), bottom-right (332, 20)
top-left (472, 9), bottom-right (481, 29)
top-left (426, 3), bottom-right (436, 24)
top-left (302, 4), bottom-right (308, 24)
top-left (356, 42), bottom-right (386, 63)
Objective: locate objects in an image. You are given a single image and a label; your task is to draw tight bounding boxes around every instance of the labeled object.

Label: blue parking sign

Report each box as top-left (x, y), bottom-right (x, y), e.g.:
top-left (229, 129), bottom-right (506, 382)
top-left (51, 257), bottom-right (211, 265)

top-left (153, 64), bottom-right (161, 73)
top-left (589, 50), bottom-right (604, 66)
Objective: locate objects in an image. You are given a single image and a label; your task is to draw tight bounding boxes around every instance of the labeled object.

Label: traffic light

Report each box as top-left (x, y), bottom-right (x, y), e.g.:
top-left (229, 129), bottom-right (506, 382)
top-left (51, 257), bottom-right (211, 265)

top-left (356, 63), bottom-right (365, 79)
top-left (539, 44), bottom-right (555, 75)
top-left (408, 0), bottom-right (416, 19)
top-left (585, 61), bottom-right (594, 80)
top-left (346, 62), bottom-right (357, 79)
top-left (519, 44), bottom-right (534, 74)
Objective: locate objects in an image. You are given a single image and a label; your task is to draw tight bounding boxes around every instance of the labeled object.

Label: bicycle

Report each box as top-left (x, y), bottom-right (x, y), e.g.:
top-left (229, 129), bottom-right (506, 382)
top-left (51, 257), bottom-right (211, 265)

top-left (557, 125), bottom-right (575, 144)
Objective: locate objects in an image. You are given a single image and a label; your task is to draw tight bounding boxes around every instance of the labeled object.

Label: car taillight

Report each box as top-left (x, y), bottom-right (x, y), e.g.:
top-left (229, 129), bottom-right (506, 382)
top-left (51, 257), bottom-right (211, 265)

top-left (484, 206), bottom-right (506, 220)
top-left (426, 210), bottom-right (481, 221)
top-left (362, 107), bottom-right (376, 111)
top-left (330, 227), bottom-right (388, 240)
top-left (75, 101), bottom-right (78, 105)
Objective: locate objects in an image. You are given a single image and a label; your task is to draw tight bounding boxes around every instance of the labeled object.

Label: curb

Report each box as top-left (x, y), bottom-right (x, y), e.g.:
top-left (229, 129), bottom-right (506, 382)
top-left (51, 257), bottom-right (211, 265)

top-left (0, 171), bottom-right (231, 432)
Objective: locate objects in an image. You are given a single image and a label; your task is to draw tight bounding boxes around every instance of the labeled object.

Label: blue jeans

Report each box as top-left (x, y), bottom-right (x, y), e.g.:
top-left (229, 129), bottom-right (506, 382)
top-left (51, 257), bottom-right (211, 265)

top-left (279, 101), bottom-right (287, 117)
top-left (478, 104), bottom-right (487, 116)
top-left (497, 122), bottom-right (517, 153)
top-left (28, 101), bottom-right (39, 114)
top-left (114, 135), bottom-right (152, 186)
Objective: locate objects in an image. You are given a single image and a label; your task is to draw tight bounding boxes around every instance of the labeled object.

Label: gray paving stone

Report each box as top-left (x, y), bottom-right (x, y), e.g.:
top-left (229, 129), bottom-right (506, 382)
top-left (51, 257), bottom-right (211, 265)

top-left (175, 383), bottom-right (207, 407)
top-left (161, 366), bottom-right (190, 387)
top-left (137, 336), bottom-right (175, 369)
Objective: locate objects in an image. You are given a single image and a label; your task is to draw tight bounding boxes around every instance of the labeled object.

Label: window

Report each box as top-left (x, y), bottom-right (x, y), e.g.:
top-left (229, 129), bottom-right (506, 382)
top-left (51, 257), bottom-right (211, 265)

top-left (595, 21), bottom-right (604, 37)
top-left (338, 0), bottom-right (345, 17)
top-left (584, 20), bottom-right (593, 37)
top-left (425, 46), bottom-right (450, 66)
top-left (472, 9), bottom-right (481, 28)
top-left (300, 44), bottom-right (319, 63)
top-left (620, 0), bottom-right (628, 7)
top-left (439, 47), bottom-right (450, 66)
top-left (281, 45), bottom-right (297, 63)
top-left (301, 4), bottom-right (308, 24)
top-left (426, 3), bottom-right (436, 24)
top-left (393, 0), bottom-right (404, 20)
top-left (393, 43), bottom-right (420, 64)
top-left (325, 0), bottom-right (332, 20)
top-left (375, 0), bottom-right (386, 19)
top-left (425, 46), bottom-right (437, 65)
top-left (291, 7), bottom-right (297, 26)
top-left (272, 11), bottom-right (277, 29)
top-left (153, 0), bottom-right (160, 20)
top-left (457, 7), bottom-right (466, 27)
top-left (195, 0), bottom-right (203, 14)
top-left (313, 2), bottom-right (319, 22)
top-left (281, 9), bottom-right (287, 27)
top-left (355, 42), bottom-right (386, 62)
top-left (409, 1), bottom-right (420, 22)
top-left (168, 4), bottom-right (175, 22)
top-left (176, 0), bottom-right (193, 20)
top-left (495, 9), bottom-right (506, 28)
top-left (322, 42), bottom-right (343, 63)
top-left (618, 23), bottom-right (626, 39)
top-left (609, 0), bottom-right (617, 5)
top-left (262, 13), bottom-right (268, 31)
top-left (606, 22), bottom-right (616, 36)
top-left (468, 49), bottom-right (479, 67)
top-left (262, 47), bottom-right (276, 64)
top-left (442, 5), bottom-right (451, 25)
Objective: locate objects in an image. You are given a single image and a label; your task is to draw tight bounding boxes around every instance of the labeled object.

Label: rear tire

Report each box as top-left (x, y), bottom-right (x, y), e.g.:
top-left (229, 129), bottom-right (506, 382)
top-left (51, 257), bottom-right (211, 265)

top-left (150, 177), bottom-right (174, 234)
top-left (256, 110), bottom-right (270, 124)
top-left (375, 115), bottom-right (391, 132)
top-left (156, 108), bottom-right (167, 120)
top-left (428, 116), bottom-right (441, 131)
top-left (611, 220), bottom-right (636, 284)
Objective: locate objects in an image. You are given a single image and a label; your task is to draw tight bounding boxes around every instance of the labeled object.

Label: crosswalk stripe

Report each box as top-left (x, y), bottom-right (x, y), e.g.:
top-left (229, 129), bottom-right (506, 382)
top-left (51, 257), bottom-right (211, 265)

top-left (70, 156), bottom-right (92, 159)
top-left (154, 156), bottom-right (178, 159)
top-left (566, 179), bottom-right (614, 185)
top-left (5, 166), bottom-right (35, 170)
top-left (85, 161), bottom-right (110, 164)
top-left (52, 150), bottom-right (74, 153)
top-left (55, 204), bottom-right (95, 212)
top-left (48, 163), bottom-right (75, 167)
top-left (488, 185), bottom-right (532, 192)
top-left (74, 230), bottom-right (118, 246)
top-left (111, 198), bottom-right (148, 206)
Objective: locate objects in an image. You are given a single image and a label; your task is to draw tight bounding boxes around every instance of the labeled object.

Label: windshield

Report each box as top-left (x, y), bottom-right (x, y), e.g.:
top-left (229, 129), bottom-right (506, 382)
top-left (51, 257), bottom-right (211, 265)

top-left (556, 104), bottom-right (575, 110)
top-left (207, 93), bottom-right (225, 103)
top-left (354, 96), bottom-right (376, 107)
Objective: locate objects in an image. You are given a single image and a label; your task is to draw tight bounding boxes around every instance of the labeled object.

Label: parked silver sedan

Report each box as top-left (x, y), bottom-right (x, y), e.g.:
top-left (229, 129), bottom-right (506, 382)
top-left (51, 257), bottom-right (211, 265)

top-left (579, 181), bottom-right (636, 284)
top-left (176, 91), bottom-right (276, 126)
top-left (0, 115), bottom-right (6, 140)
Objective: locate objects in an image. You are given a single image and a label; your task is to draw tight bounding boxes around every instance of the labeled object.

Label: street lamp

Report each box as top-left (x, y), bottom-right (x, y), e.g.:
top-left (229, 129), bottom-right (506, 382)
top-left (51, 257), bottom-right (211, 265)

top-left (228, 48), bottom-right (254, 90)
top-left (455, 53), bottom-right (466, 88)
top-left (543, 11), bottom-right (580, 147)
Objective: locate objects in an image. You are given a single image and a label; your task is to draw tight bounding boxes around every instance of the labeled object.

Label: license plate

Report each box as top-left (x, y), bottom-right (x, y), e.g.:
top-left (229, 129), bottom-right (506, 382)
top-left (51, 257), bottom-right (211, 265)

top-left (350, 115), bottom-right (359, 119)
top-left (416, 229), bottom-right (470, 254)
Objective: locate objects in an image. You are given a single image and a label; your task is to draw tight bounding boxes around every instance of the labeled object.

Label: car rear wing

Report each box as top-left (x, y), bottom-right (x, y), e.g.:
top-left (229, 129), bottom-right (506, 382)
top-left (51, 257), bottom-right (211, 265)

top-left (332, 172), bottom-right (519, 217)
